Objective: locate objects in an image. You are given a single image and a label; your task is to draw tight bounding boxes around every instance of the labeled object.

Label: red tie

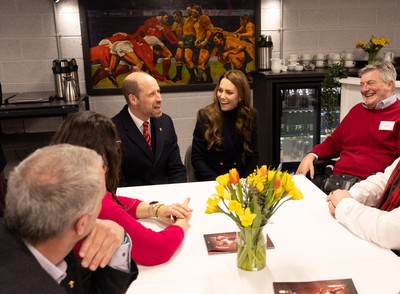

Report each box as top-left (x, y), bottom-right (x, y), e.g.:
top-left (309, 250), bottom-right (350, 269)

top-left (142, 121), bottom-right (152, 149)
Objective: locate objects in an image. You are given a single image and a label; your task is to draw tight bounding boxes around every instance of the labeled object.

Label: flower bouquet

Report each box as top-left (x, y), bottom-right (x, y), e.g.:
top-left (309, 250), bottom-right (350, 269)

top-left (205, 165), bottom-right (303, 271)
top-left (356, 36), bottom-right (390, 64)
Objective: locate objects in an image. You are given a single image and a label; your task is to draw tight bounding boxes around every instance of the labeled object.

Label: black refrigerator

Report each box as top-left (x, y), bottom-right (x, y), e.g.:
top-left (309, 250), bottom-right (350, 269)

top-left (252, 69), bottom-right (339, 172)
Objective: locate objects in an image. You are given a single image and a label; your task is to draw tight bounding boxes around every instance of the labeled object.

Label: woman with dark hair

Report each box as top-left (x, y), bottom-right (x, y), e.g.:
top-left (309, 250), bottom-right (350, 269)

top-left (51, 111), bottom-right (192, 266)
top-left (191, 69), bottom-right (259, 181)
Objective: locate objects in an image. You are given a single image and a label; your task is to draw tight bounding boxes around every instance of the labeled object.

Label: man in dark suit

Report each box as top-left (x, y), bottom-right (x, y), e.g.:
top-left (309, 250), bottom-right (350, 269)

top-left (0, 144), bottom-right (138, 293)
top-left (112, 71), bottom-right (186, 186)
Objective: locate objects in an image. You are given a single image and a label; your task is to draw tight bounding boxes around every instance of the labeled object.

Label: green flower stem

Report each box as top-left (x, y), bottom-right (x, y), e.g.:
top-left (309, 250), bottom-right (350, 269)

top-left (236, 226), bottom-right (266, 271)
top-left (368, 51), bottom-right (379, 64)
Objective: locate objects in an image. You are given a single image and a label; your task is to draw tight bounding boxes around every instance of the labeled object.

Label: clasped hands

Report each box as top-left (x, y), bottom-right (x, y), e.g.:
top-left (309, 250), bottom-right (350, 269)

top-left (156, 197), bottom-right (192, 225)
top-left (326, 189), bottom-right (352, 216)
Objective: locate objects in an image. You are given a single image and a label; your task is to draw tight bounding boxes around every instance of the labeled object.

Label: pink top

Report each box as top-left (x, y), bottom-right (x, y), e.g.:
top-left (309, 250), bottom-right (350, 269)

top-left (312, 100), bottom-right (400, 179)
top-left (98, 192), bottom-right (185, 266)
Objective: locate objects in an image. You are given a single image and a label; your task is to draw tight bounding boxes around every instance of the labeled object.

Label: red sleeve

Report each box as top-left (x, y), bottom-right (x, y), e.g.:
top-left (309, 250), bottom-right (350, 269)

top-left (99, 193), bottom-right (185, 266)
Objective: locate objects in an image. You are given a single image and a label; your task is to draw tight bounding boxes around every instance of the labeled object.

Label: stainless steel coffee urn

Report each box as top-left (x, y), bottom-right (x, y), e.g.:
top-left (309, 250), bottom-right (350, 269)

top-left (52, 58), bottom-right (80, 100)
top-left (258, 35), bottom-right (273, 71)
top-left (52, 59), bottom-right (70, 99)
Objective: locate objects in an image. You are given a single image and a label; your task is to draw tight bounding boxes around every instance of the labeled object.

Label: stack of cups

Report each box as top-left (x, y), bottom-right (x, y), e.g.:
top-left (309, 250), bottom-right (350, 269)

top-left (327, 53), bottom-right (342, 67)
top-left (301, 54), bottom-right (312, 66)
top-left (315, 53), bottom-right (326, 68)
top-left (343, 53), bottom-right (355, 68)
top-left (287, 54), bottom-right (300, 70)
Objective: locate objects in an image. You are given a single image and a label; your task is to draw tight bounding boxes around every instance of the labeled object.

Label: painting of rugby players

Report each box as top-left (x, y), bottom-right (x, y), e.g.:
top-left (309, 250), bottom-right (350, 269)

top-left (79, 0), bottom-right (258, 94)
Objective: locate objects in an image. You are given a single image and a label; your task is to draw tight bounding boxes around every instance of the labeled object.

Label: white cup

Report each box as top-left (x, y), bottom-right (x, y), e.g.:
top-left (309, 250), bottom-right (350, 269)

top-left (331, 59), bottom-right (342, 65)
top-left (344, 60), bottom-right (355, 67)
top-left (315, 53), bottom-right (325, 60)
top-left (302, 54), bottom-right (311, 60)
top-left (302, 60), bottom-right (311, 66)
top-left (331, 53), bottom-right (341, 60)
top-left (289, 54), bottom-right (299, 60)
top-left (294, 64), bottom-right (304, 71)
top-left (289, 60), bottom-right (298, 66)
top-left (315, 60), bottom-right (325, 67)
top-left (345, 53), bottom-right (354, 60)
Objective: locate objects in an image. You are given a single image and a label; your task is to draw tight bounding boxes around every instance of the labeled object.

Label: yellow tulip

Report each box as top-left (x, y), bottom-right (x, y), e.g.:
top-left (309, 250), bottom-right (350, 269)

top-left (259, 165), bottom-right (268, 176)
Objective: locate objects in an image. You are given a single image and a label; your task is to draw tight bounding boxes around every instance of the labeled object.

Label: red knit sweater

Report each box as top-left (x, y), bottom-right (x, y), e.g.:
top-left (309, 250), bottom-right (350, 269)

top-left (312, 100), bottom-right (400, 179)
top-left (98, 192), bottom-right (185, 266)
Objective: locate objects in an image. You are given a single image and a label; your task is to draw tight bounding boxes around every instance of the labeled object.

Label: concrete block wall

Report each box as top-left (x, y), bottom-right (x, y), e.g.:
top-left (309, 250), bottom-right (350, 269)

top-left (1, 0), bottom-right (400, 163)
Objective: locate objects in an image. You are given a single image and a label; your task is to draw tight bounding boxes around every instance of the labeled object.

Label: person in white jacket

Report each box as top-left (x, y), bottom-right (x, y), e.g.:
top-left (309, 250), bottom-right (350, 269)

top-left (326, 157), bottom-right (400, 251)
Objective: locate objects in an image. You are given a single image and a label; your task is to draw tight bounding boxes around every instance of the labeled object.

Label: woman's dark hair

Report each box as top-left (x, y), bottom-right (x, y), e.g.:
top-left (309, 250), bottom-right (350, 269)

top-left (51, 111), bottom-right (122, 195)
top-left (200, 69), bottom-right (254, 154)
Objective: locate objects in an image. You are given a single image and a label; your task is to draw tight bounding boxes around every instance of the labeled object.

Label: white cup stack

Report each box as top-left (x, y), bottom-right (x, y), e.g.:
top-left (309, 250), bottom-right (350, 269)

top-left (314, 53), bottom-right (326, 68)
top-left (301, 54), bottom-right (312, 66)
top-left (343, 52), bottom-right (355, 68)
top-left (327, 53), bottom-right (342, 67)
top-left (287, 54), bottom-right (300, 71)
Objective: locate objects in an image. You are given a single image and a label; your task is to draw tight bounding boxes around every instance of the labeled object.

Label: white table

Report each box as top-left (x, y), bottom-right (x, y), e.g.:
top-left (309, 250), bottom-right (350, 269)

top-left (120, 175), bottom-right (400, 294)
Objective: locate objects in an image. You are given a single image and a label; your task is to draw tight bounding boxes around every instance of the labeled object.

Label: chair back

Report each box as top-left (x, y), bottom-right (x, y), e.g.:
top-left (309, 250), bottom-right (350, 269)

top-left (184, 144), bottom-right (197, 182)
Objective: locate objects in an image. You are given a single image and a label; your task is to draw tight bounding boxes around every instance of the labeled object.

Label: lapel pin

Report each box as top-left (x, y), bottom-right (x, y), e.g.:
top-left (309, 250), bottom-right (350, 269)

top-left (159, 128), bottom-right (162, 131)
top-left (68, 280), bottom-right (75, 289)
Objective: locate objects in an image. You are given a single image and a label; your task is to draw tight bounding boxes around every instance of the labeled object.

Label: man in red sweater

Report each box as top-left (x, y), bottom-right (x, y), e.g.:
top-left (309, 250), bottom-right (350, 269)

top-left (297, 61), bottom-right (400, 188)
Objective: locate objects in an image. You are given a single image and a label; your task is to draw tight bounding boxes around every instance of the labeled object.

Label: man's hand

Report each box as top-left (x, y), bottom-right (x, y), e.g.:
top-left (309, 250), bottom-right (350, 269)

top-left (79, 219), bottom-right (124, 271)
top-left (326, 189), bottom-right (352, 217)
top-left (296, 153), bottom-right (316, 178)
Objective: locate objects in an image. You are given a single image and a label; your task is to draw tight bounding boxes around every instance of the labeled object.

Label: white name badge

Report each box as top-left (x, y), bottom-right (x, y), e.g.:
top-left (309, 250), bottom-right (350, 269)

top-left (379, 121), bottom-right (395, 131)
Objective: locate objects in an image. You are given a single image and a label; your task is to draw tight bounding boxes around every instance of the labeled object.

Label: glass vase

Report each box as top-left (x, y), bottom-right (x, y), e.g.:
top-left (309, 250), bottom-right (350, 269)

top-left (368, 51), bottom-right (379, 64)
top-left (236, 226), bottom-right (266, 271)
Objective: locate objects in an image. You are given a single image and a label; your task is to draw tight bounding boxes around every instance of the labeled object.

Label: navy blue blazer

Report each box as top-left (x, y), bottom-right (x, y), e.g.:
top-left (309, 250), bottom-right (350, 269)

top-left (112, 105), bottom-right (186, 187)
top-left (0, 221), bottom-right (138, 293)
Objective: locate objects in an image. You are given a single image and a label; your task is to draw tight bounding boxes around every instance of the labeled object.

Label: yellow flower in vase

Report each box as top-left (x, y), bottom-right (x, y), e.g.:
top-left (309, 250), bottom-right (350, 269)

top-left (356, 36), bottom-right (390, 64)
top-left (205, 165), bottom-right (303, 271)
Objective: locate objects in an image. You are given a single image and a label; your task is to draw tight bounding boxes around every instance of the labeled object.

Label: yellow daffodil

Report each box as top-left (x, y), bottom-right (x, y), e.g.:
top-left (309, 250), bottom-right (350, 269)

top-left (216, 173), bottom-right (230, 186)
top-left (213, 185), bottom-right (231, 200)
top-left (239, 207), bottom-right (256, 227)
top-left (205, 197), bottom-right (222, 214)
top-left (228, 200), bottom-right (243, 214)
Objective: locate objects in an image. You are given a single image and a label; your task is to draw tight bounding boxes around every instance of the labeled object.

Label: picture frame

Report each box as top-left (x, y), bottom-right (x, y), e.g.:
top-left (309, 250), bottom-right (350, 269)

top-left (78, 0), bottom-right (260, 95)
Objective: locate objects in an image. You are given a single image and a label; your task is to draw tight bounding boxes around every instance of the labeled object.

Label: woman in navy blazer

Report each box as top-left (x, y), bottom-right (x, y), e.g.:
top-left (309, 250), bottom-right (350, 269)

top-left (191, 70), bottom-right (259, 181)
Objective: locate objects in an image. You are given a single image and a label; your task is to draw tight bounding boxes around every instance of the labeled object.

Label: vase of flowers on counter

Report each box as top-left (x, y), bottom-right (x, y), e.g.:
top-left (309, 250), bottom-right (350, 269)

top-left (356, 36), bottom-right (390, 64)
top-left (205, 166), bottom-right (303, 271)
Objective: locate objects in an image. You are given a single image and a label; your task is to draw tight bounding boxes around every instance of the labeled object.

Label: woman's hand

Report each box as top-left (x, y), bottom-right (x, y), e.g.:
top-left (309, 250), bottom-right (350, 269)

top-left (157, 198), bottom-right (192, 225)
